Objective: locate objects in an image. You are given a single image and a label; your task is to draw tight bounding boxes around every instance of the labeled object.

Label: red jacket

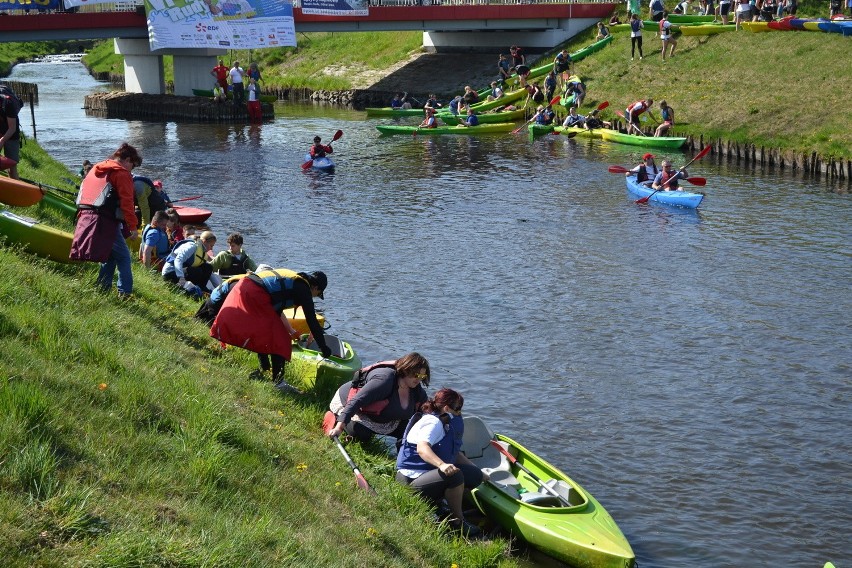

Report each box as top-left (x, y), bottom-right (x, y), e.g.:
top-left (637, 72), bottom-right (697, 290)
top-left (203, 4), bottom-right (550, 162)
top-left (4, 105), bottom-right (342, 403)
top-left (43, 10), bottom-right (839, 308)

top-left (77, 159), bottom-right (137, 229)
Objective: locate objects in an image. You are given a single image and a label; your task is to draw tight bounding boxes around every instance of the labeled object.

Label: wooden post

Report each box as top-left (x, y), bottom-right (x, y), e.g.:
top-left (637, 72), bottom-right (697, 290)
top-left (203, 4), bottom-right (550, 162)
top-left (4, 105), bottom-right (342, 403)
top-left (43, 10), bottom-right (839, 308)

top-left (28, 92), bottom-right (36, 141)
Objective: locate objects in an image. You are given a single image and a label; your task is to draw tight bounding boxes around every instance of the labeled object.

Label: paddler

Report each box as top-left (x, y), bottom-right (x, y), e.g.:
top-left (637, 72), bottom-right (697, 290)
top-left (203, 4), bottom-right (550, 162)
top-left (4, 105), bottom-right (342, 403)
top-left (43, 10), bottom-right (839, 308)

top-left (419, 107), bottom-right (438, 129)
top-left (309, 135), bottom-right (333, 159)
top-left (652, 159), bottom-right (688, 191)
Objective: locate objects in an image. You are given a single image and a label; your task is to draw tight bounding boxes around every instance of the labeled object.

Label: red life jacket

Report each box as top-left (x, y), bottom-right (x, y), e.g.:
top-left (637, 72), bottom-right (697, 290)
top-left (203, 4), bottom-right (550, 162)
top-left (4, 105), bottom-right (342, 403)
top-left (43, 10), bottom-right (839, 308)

top-left (346, 360), bottom-right (397, 416)
top-left (659, 169), bottom-right (679, 188)
top-left (77, 170), bottom-right (119, 215)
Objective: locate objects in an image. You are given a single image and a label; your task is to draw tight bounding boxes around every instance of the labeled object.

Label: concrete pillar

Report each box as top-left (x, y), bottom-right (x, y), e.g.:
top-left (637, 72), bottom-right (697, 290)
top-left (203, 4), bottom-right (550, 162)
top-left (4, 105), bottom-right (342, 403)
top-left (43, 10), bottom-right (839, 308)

top-left (114, 39), bottom-right (165, 94)
top-left (423, 18), bottom-right (600, 52)
top-left (173, 51), bottom-right (226, 97)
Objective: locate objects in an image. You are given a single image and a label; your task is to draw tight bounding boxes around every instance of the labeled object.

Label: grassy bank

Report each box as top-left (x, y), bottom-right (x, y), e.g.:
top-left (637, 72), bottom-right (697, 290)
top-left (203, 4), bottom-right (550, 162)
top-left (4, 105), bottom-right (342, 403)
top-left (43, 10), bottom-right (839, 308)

top-left (1, 145), bottom-right (514, 566)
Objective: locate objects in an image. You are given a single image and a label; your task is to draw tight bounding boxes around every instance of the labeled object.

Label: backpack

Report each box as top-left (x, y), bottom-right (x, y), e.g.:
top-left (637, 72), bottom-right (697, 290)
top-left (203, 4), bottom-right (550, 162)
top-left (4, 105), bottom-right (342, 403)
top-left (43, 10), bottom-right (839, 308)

top-left (0, 85), bottom-right (23, 136)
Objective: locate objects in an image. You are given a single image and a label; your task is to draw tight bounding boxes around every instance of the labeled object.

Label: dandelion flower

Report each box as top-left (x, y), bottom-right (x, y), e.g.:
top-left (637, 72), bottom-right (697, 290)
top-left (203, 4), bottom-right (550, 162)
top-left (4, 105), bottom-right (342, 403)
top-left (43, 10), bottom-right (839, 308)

top-left (296, 463), bottom-right (308, 472)
top-left (98, 383), bottom-right (108, 390)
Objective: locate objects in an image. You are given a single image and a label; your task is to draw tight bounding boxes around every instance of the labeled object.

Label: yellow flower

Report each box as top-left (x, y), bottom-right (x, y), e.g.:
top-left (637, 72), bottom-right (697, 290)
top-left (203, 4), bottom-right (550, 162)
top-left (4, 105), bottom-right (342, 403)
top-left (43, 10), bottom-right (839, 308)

top-left (366, 527), bottom-right (378, 537)
top-left (335, 482), bottom-right (341, 487)
top-left (296, 463), bottom-right (308, 472)
top-left (98, 383), bottom-right (108, 391)
top-left (451, 564), bottom-right (459, 568)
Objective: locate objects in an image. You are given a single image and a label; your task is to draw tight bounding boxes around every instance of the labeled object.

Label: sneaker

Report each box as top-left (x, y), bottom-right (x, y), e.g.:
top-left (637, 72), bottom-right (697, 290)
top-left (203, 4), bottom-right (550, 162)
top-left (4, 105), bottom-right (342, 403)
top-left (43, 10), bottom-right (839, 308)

top-left (274, 379), bottom-right (304, 395)
top-left (248, 369), bottom-right (269, 381)
top-left (448, 518), bottom-right (482, 539)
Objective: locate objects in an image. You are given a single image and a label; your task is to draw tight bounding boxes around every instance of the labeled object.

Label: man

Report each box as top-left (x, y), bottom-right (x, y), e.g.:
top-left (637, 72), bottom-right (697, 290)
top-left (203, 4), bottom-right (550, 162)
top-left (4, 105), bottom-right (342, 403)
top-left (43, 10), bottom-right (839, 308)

top-left (652, 160), bottom-right (688, 191)
top-left (625, 98), bottom-right (655, 133)
top-left (229, 61), bottom-right (245, 107)
top-left (459, 108), bottom-right (479, 128)
top-left (562, 106), bottom-right (586, 128)
top-left (626, 153), bottom-right (659, 185)
top-left (0, 83), bottom-right (22, 180)
top-left (210, 59), bottom-right (229, 90)
top-left (649, 0), bottom-right (666, 20)
top-left (553, 49), bottom-right (572, 78)
top-left (497, 54), bottom-right (511, 82)
top-left (509, 45), bottom-right (525, 70)
top-left (309, 135), bottom-right (334, 159)
top-left (486, 81), bottom-right (503, 102)
top-left (162, 230), bottom-right (217, 294)
top-left (140, 210), bottom-right (170, 270)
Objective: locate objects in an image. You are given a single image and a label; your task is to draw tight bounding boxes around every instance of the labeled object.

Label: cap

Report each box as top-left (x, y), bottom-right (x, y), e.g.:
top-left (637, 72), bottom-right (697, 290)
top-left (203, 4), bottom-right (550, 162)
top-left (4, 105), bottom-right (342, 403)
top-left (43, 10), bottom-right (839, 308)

top-left (310, 271), bottom-right (327, 299)
top-left (643, 153), bottom-right (655, 160)
top-left (153, 180), bottom-right (163, 188)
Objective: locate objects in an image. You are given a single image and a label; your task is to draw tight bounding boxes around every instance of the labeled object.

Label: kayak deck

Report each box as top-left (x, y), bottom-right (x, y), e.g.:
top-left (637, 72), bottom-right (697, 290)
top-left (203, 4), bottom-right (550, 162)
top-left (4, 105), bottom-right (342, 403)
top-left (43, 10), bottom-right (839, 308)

top-left (601, 129), bottom-right (687, 149)
top-left (625, 176), bottom-right (704, 209)
top-left (376, 122), bottom-right (517, 135)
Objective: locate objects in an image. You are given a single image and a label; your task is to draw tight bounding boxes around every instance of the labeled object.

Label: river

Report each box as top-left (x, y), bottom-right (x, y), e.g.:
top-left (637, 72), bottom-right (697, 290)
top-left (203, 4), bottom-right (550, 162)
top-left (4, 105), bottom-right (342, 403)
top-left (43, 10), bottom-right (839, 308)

top-left (10, 60), bottom-right (850, 568)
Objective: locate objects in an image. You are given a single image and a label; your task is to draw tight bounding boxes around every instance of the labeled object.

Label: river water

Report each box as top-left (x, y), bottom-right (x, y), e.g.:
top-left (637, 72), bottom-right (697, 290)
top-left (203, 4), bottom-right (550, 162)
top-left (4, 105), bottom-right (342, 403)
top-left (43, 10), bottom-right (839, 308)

top-left (11, 60), bottom-right (850, 568)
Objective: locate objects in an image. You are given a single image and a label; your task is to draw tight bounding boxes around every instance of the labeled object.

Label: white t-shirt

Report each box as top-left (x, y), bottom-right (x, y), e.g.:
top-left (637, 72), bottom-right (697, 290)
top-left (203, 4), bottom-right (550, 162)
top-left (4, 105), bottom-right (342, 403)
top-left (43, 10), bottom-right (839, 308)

top-left (660, 20), bottom-right (673, 39)
top-left (229, 67), bottom-right (244, 85)
top-left (398, 414), bottom-right (445, 479)
top-left (247, 83), bottom-right (258, 102)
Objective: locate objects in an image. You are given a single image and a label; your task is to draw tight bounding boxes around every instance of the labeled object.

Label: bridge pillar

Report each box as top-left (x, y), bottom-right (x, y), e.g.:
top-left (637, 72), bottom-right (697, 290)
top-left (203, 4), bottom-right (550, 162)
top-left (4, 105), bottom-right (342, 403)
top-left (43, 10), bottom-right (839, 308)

top-left (114, 38), bottom-right (165, 95)
top-left (423, 18), bottom-right (600, 53)
top-left (172, 51), bottom-right (227, 97)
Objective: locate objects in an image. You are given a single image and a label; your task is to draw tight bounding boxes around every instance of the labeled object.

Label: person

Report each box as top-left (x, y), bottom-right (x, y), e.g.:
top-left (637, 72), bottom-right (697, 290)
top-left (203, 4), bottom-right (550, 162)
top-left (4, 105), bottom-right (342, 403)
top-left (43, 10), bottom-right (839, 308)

top-left (400, 92), bottom-right (413, 110)
top-left (552, 49), bottom-right (572, 78)
top-left (735, 0), bottom-right (753, 29)
top-left (424, 93), bottom-right (442, 111)
top-left (166, 209), bottom-right (184, 247)
top-left (459, 107), bottom-right (480, 128)
top-left (390, 93), bottom-right (404, 109)
top-left (654, 100), bottom-right (674, 137)
top-left (132, 175), bottom-right (169, 228)
top-left (395, 388), bottom-right (488, 538)
top-left (212, 83), bottom-right (227, 104)
top-left (246, 77), bottom-right (262, 122)
top-left (211, 232), bottom-right (258, 277)
top-left (652, 159), bottom-right (688, 191)
top-left (543, 70), bottom-right (557, 102)
top-left (533, 104), bottom-right (556, 126)
top-left (497, 53), bottom-right (511, 82)
top-left (659, 12), bottom-right (678, 61)
top-left (486, 81), bottom-right (503, 102)
top-left (140, 210), bottom-right (170, 270)
top-left (829, 0), bottom-right (841, 16)
top-left (562, 106), bottom-right (586, 128)
top-left (447, 95), bottom-right (463, 116)
top-left (419, 107), bottom-right (438, 129)
top-left (610, 12), bottom-right (622, 24)
top-left (461, 86), bottom-right (478, 108)
top-left (649, 0), bottom-right (666, 20)
top-left (509, 45), bottom-right (525, 70)
top-left (674, 0), bottom-right (691, 12)
top-left (585, 108), bottom-right (612, 130)
top-left (211, 59), bottom-right (229, 90)
top-left (625, 98), bottom-right (655, 132)
top-left (526, 82), bottom-right (545, 105)
top-left (78, 159), bottom-right (93, 178)
top-left (229, 61), bottom-right (245, 108)
top-left (596, 21), bottom-right (611, 40)
top-left (630, 13), bottom-right (645, 61)
top-left (247, 62), bottom-right (262, 86)
top-left (210, 269), bottom-right (331, 386)
top-left (626, 152), bottom-right (659, 185)
top-left (69, 143), bottom-right (141, 297)
top-left (0, 83), bottom-right (22, 180)
top-left (719, 0), bottom-right (732, 23)
top-left (309, 135), bottom-right (333, 159)
top-left (326, 353), bottom-right (430, 444)
top-left (162, 231), bottom-right (217, 295)
top-left (563, 78), bottom-right (586, 108)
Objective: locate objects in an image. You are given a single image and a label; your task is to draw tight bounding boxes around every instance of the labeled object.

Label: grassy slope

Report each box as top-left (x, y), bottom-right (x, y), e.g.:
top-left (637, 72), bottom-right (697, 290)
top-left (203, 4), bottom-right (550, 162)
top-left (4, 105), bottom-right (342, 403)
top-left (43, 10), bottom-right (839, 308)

top-left (0, 146), bottom-right (513, 567)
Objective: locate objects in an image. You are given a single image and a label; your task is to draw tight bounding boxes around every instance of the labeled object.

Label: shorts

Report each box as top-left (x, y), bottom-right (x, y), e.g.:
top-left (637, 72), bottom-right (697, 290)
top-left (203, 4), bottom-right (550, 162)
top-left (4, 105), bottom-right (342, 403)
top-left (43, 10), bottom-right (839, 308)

top-left (652, 11), bottom-right (664, 20)
top-left (720, 2), bottom-right (731, 15)
top-left (1, 138), bottom-right (19, 162)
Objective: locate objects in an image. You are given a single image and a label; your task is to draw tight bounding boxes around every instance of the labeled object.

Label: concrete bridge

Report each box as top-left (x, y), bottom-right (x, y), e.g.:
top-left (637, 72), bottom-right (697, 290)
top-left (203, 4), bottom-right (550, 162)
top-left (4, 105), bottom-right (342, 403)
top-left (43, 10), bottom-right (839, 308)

top-left (0, 2), bottom-right (615, 96)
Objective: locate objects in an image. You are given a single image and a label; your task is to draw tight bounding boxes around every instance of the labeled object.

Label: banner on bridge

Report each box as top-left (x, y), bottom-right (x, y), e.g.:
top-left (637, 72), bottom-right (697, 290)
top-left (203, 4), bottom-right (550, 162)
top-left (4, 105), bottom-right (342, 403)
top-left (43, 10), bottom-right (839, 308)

top-left (144, 0), bottom-right (296, 50)
top-left (0, 0), bottom-right (61, 10)
top-left (301, 0), bottom-right (367, 17)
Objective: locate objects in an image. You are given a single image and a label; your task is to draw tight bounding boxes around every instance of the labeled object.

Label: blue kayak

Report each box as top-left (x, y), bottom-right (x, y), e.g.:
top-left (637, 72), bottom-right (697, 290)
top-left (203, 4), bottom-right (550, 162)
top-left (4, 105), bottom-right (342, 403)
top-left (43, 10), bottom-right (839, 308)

top-left (625, 177), bottom-right (704, 209)
top-left (304, 153), bottom-right (335, 172)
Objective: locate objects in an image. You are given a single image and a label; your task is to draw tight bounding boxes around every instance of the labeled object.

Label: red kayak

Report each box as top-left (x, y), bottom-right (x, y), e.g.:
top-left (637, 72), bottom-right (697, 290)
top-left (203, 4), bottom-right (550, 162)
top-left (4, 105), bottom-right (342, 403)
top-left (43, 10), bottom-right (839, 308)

top-left (173, 205), bottom-right (212, 224)
top-left (768, 16), bottom-right (798, 30)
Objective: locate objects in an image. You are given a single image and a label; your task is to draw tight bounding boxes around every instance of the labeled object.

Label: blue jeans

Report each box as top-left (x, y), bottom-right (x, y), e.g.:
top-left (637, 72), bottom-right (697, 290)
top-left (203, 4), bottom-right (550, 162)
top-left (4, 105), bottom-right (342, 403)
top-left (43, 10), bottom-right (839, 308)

top-left (97, 226), bottom-right (133, 295)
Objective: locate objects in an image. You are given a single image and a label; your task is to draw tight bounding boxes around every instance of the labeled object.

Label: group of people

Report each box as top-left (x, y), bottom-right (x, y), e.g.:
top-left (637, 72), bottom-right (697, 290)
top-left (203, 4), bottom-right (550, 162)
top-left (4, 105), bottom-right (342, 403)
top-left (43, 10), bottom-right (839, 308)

top-left (625, 98), bottom-right (675, 137)
top-left (210, 59), bottom-right (264, 121)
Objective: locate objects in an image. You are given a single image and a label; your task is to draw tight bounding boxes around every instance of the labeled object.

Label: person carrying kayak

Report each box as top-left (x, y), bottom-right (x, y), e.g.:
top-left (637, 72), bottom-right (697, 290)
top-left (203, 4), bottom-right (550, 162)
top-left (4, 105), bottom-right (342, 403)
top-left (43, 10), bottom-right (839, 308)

top-left (309, 136), bottom-right (334, 159)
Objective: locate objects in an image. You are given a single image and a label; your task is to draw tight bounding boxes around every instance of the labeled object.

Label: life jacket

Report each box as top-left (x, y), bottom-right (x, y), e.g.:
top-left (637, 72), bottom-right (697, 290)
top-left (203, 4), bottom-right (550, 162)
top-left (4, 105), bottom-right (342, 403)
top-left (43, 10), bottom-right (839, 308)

top-left (76, 170), bottom-right (120, 217)
top-left (218, 252), bottom-right (250, 276)
top-left (631, 18), bottom-right (643, 33)
top-left (659, 19), bottom-right (670, 35)
top-left (245, 268), bottom-right (310, 312)
top-left (344, 360), bottom-right (398, 416)
top-left (636, 164), bottom-right (659, 183)
top-left (165, 238), bottom-right (206, 267)
top-left (627, 100), bottom-right (648, 117)
top-left (659, 169), bottom-right (680, 188)
top-left (661, 106), bottom-right (673, 123)
top-left (0, 85), bottom-right (22, 137)
top-left (310, 144), bottom-right (327, 158)
top-left (134, 176), bottom-right (169, 215)
top-left (396, 412), bottom-right (464, 472)
top-left (139, 224), bottom-right (170, 262)
top-left (651, 0), bottom-right (664, 12)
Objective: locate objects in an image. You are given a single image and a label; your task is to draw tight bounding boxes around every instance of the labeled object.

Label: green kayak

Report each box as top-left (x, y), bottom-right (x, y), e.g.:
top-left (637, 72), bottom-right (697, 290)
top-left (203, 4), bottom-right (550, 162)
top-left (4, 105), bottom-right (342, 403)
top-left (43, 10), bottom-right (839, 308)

top-left (469, 87), bottom-right (527, 113)
top-left (376, 122), bottom-right (517, 136)
top-left (528, 123), bottom-right (555, 139)
top-left (284, 334), bottom-right (361, 398)
top-left (555, 125), bottom-right (605, 139)
top-left (439, 107), bottom-right (527, 126)
top-left (0, 209), bottom-right (75, 263)
top-left (601, 129), bottom-right (687, 149)
top-left (365, 107), bottom-right (426, 117)
top-left (463, 416), bottom-right (635, 568)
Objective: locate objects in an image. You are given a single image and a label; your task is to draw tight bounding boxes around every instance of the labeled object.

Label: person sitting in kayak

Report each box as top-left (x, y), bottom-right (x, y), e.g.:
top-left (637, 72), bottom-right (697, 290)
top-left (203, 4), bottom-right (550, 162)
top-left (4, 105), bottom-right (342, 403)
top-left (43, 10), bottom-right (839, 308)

top-left (395, 388), bottom-right (489, 538)
top-left (390, 93), bottom-right (404, 109)
top-left (448, 95), bottom-right (463, 116)
top-left (654, 100), bottom-right (675, 137)
top-left (486, 81), bottom-right (504, 102)
top-left (459, 108), bottom-right (480, 128)
top-left (533, 105), bottom-right (555, 126)
top-left (584, 108), bottom-right (612, 130)
top-left (652, 160), bottom-right (688, 191)
top-left (419, 108), bottom-right (438, 129)
top-left (424, 93), bottom-right (443, 112)
top-left (625, 98), bottom-right (655, 132)
top-left (627, 153), bottom-right (660, 186)
top-left (309, 136), bottom-right (333, 159)
top-left (562, 106), bottom-right (586, 128)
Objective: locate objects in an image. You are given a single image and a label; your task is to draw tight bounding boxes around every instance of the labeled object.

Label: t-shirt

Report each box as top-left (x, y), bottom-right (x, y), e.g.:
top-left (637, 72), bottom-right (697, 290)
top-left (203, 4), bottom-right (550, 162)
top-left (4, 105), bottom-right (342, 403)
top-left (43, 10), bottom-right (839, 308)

top-left (0, 90), bottom-right (20, 140)
top-left (229, 67), bottom-right (244, 85)
top-left (398, 414), bottom-right (445, 479)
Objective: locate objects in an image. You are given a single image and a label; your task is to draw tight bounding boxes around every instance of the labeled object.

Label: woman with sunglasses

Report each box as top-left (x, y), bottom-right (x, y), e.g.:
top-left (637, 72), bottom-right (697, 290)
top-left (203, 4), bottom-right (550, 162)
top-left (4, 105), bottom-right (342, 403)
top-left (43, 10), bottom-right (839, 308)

top-left (395, 388), bottom-right (489, 538)
top-left (327, 353), bottom-right (430, 444)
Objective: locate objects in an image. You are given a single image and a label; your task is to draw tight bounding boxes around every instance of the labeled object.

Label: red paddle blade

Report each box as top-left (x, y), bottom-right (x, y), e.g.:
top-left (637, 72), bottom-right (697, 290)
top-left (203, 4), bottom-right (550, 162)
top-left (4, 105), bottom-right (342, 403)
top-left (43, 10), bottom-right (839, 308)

top-left (355, 471), bottom-right (376, 494)
top-left (615, 110), bottom-right (626, 119)
top-left (301, 160), bottom-right (313, 170)
top-left (636, 195), bottom-right (651, 204)
top-left (686, 177), bottom-right (707, 186)
top-left (332, 129), bottom-right (343, 142)
top-left (695, 145), bottom-right (712, 161)
top-left (597, 101), bottom-right (610, 111)
top-left (608, 165), bottom-right (630, 174)
top-left (548, 95), bottom-right (561, 107)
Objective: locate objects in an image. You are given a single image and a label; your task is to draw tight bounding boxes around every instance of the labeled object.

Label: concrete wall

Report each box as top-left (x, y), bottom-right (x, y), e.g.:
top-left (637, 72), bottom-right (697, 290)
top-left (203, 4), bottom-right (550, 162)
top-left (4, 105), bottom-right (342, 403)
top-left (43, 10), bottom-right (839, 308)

top-left (114, 39), bottom-right (226, 96)
top-left (423, 18), bottom-right (600, 52)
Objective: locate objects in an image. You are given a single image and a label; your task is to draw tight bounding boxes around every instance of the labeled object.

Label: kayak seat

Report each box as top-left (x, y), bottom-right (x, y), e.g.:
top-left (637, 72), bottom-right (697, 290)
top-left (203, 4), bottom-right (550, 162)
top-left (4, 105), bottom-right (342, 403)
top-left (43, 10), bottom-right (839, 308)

top-left (305, 334), bottom-right (346, 358)
top-left (462, 416), bottom-right (521, 491)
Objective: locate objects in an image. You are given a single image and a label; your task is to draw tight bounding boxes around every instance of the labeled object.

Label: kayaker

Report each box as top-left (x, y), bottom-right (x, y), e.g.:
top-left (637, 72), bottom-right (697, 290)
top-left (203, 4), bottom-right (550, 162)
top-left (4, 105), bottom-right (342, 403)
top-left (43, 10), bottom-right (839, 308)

top-left (562, 106), bottom-right (586, 128)
top-left (649, 0), bottom-right (665, 21)
top-left (626, 153), bottom-right (660, 185)
top-left (419, 108), bottom-right (438, 129)
top-left (486, 81), bottom-right (503, 102)
top-left (309, 136), bottom-right (333, 159)
top-left (140, 210), bottom-right (170, 271)
top-left (424, 93), bottom-right (443, 111)
top-left (325, 353), bottom-right (430, 445)
top-left (70, 142), bottom-right (141, 298)
top-left (509, 45), bottom-right (525, 70)
top-left (652, 159), bottom-right (688, 191)
top-left (625, 98), bottom-right (655, 132)
top-left (459, 108), bottom-right (480, 128)
top-left (563, 79), bottom-right (586, 108)
top-left (534, 105), bottom-right (556, 126)
top-left (659, 12), bottom-right (678, 61)
top-left (210, 269), bottom-right (331, 389)
top-left (526, 82), bottom-right (545, 105)
top-left (211, 232), bottom-right (258, 277)
top-left (654, 100), bottom-right (675, 137)
top-left (162, 231), bottom-right (217, 296)
top-left (448, 95), bottom-right (463, 116)
top-left (544, 71), bottom-right (558, 102)
top-left (390, 93), bottom-right (403, 109)
top-left (461, 86), bottom-right (478, 108)
top-left (395, 388), bottom-right (489, 538)
top-left (585, 108), bottom-right (612, 130)
top-left (596, 21), bottom-right (611, 40)
top-left (552, 49), bottom-right (572, 79)
top-left (497, 53), bottom-right (511, 83)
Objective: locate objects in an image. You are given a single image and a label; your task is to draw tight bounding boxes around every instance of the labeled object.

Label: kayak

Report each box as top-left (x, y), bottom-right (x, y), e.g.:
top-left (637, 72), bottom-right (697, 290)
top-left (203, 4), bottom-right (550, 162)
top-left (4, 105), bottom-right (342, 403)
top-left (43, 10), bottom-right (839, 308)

top-left (528, 123), bottom-right (555, 139)
top-left (601, 129), bottom-right (687, 149)
top-left (555, 125), bottom-right (605, 139)
top-left (0, 176), bottom-right (43, 207)
top-left (376, 122), bottom-right (517, 136)
top-left (625, 177), bottom-right (704, 209)
top-left (767, 17), bottom-right (798, 31)
top-left (668, 13), bottom-right (715, 22)
top-left (463, 415), bottom-right (635, 568)
top-left (281, 305), bottom-right (326, 339)
top-left (502, 35), bottom-right (614, 87)
top-left (679, 23), bottom-right (736, 35)
top-left (304, 153), bottom-right (335, 173)
top-left (39, 190), bottom-right (78, 220)
top-left (172, 205), bottom-right (212, 224)
top-left (470, 87), bottom-right (527, 113)
top-left (365, 107), bottom-right (425, 117)
top-left (0, 209), bottom-right (76, 263)
top-left (192, 88), bottom-right (276, 103)
top-left (438, 107), bottom-right (527, 126)
top-left (284, 333), bottom-right (361, 397)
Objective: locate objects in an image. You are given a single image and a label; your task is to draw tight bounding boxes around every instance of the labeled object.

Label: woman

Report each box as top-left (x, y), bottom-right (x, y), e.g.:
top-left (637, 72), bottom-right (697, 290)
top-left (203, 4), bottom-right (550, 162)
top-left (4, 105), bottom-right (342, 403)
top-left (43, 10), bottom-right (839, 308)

top-left (630, 13), bottom-right (645, 61)
top-left (327, 353), bottom-right (430, 443)
top-left (627, 152), bottom-right (659, 185)
top-left (395, 388), bottom-right (488, 538)
top-left (654, 100), bottom-right (674, 137)
top-left (70, 142), bottom-right (141, 297)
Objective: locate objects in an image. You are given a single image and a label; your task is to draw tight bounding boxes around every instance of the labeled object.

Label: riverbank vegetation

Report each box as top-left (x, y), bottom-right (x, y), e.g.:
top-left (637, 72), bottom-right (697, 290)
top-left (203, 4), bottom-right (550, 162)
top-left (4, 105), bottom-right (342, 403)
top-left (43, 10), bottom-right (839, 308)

top-left (1, 146), bottom-right (514, 566)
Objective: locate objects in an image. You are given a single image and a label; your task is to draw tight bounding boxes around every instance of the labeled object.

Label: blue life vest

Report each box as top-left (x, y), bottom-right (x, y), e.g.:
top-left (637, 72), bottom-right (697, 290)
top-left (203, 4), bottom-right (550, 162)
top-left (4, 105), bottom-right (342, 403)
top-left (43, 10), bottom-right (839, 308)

top-left (246, 269), bottom-right (308, 313)
top-left (396, 412), bottom-right (464, 472)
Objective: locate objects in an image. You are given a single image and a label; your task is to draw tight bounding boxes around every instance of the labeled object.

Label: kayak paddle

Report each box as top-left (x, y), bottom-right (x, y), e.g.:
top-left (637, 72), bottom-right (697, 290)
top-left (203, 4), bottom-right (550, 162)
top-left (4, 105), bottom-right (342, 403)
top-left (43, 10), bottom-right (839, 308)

top-left (170, 195), bottom-right (203, 203)
top-left (301, 129), bottom-right (343, 170)
top-left (511, 95), bottom-right (560, 134)
top-left (333, 435), bottom-right (376, 495)
top-left (636, 145), bottom-right (711, 204)
top-left (489, 440), bottom-right (571, 507)
top-left (19, 176), bottom-right (76, 197)
top-left (608, 165), bottom-right (706, 185)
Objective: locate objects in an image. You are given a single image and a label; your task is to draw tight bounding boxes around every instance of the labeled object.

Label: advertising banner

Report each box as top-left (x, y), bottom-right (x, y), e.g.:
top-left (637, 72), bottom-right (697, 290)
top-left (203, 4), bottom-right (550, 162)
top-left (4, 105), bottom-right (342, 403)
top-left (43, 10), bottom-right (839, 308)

top-left (301, 0), bottom-right (367, 17)
top-left (0, 0), bottom-right (61, 10)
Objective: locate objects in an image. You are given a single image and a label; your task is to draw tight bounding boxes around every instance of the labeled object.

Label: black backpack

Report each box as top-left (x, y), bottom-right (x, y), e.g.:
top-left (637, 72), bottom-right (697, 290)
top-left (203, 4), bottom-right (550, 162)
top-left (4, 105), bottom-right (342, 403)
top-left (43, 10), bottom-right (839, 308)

top-left (0, 85), bottom-right (23, 136)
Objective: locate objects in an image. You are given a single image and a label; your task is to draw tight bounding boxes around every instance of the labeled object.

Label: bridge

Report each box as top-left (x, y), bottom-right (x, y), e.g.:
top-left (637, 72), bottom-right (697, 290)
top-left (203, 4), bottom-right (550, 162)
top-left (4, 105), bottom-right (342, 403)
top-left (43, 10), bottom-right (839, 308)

top-left (0, 2), bottom-right (615, 95)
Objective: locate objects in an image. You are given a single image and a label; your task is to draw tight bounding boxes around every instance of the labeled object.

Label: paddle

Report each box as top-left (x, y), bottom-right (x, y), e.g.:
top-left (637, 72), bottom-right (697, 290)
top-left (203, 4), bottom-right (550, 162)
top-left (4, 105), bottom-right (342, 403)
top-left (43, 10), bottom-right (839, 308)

top-left (332, 435), bottom-right (376, 495)
top-left (301, 130), bottom-right (343, 170)
top-left (616, 110), bottom-right (646, 136)
top-left (170, 195), bottom-right (203, 203)
top-left (512, 95), bottom-right (560, 134)
top-left (19, 176), bottom-right (76, 197)
top-left (636, 145), bottom-right (711, 204)
top-left (489, 440), bottom-right (572, 507)
top-left (607, 165), bottom-right (706, 185)
top-left (552, 100), bottom-right (609, 135)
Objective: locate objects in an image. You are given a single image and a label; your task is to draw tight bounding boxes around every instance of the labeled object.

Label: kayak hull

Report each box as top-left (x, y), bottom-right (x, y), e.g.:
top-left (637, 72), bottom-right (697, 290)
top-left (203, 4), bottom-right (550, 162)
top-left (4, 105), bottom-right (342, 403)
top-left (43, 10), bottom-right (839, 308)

top-left (172, 205), bottom-right (212, 224)
top-left (0, 209), bottom-right (76, 263)
top-left (464, 416), bottom-right (635, 568)
top-left (528, 123), bottom-right (555, 138)
top-left (285, 334), bottom-right (361, 398)
top-left (365, 107), bottom-right (425, 117)
top-left (376, 122), bottom-right (517, 136)
top-left (0, 176), bottom-right (43, 207)
top-left (601, 129), bottom-right (687, 149)
top-left (679, 24), bottom-right (736, 35)
top-left (625, 177), bottom-right (704, 209)
top-left (304, 154), bottom-right (335, 172)
top-left (438, 107), bottom-right (527, 125)
top-left (555, 125), bottom-right (605, 139)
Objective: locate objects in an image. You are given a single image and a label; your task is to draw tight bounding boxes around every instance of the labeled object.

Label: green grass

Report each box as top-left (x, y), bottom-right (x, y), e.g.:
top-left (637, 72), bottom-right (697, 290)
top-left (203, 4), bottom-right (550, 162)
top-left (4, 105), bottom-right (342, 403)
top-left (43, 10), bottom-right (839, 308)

top-left (1, 144), bottom-right (516, 567)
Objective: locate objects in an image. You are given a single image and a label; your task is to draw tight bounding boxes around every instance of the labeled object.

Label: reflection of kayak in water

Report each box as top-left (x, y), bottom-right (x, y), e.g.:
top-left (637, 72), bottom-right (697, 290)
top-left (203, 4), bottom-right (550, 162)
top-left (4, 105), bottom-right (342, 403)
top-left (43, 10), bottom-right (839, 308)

top-left (304, 153), bottom-right (335, 173)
